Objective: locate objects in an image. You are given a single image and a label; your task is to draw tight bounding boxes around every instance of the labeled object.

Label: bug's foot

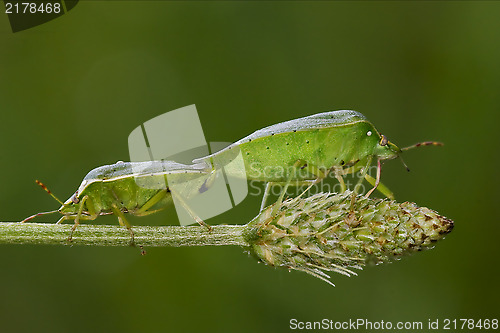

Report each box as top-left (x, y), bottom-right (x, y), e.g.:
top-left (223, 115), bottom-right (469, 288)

top-left (196, 218), bottom-right (212, 232)
top-left (140, 245), bottom-right (147, 256)
top-left (365, 186), bottom-right (377, 198)
top-left (203, 223), bottom-right (213, 232)
top-left (128, 232), bottom-right (136, 248)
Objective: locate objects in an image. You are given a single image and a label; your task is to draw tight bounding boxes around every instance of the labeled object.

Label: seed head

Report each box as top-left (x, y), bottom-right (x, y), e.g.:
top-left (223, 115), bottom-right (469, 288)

top-left (244, 191), bottom-right (453, 286)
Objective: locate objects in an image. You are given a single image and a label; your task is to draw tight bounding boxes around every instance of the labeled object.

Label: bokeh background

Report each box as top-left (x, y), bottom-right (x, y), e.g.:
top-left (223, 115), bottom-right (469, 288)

top-left (1, 2), bottom-right (499, 332)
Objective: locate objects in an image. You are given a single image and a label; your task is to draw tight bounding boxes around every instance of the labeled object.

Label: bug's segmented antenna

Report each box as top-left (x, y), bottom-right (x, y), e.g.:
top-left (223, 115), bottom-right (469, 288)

top-left (35, 179), bottom-right (64, 205)
top-left (401, 141), bottom-right (444, 151)
top-left (399, 141), bottom-right (443, 172)
top-left (399, 155), bottom-right (410, 172)
top-left (20, 210), bottom-right (59, 223)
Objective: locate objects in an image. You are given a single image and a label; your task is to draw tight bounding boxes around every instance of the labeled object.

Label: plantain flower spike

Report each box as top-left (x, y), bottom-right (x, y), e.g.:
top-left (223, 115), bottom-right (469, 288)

top-left (244, 191), bottom-right (453, 286)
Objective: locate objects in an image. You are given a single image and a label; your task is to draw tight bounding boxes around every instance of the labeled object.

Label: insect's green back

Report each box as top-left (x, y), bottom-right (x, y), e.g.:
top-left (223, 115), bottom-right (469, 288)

top-left (60, 161), bottom-right (212, 216)
top-left (231, 110), bottom-right (368, 143)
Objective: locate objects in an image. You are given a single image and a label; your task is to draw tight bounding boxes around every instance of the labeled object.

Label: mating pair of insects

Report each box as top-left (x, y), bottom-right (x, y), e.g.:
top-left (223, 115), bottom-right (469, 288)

top-left (22, 110), bottom-right (442, 242)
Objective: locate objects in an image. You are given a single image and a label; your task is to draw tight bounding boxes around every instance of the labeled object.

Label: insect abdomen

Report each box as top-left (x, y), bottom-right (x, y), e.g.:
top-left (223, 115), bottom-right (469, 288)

top-left (230, 123), bottom-right (370, 181)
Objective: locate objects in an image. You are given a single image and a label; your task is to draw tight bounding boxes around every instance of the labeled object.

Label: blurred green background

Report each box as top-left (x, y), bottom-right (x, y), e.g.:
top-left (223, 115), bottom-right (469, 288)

top-left (1, 1), bottom-right (499, 332)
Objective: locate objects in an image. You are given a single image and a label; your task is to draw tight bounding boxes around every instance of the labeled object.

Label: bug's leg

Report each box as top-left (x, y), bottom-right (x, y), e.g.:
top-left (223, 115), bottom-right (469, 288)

top-left (364, 158), bottom-right (394, 199)
top-left (263, 160), bottom-right (329, 214)
top-left (56, 214), bottom-right (95, 225)
top-left (57, 213), bottom-right (95, 225)
top-left (110, 204), bottom-right (136, 246)
top-left (365, 158), bottom-right (381, 198)
top-left (68, 195), bottom-right (99, 241)
top-left (260, 183), bottom-right (274, 212)
top-left (333, 167), bottom-right (346, 193)
top-left (68, 195), bottom-right (90, 241)
top-left (106, 188), bottom-right (139, 246)
top-left (135, 185), bottom-right (211, 231)
top-left (198, 169), bottom-right (217, 193)
top-left (291, 180), bottom-right (318, 204)
top-left (364, 174), bottom-right (394, 199)
top-left (274, 160), bottom-right (304, 211)
top-left (134, 188), bottom-right (175, 237)
top-left (260, 179), bottom-right (318, 212)
top-left (111, 206), bottom-right (146, 255)
top-left (350, 156), bottom-right (373, 208)
top-left (339, 162), bottom-right (392, 198)
top-left (135, 188), bottom-right (173, 215)
top-left (56, 215), bottom-right (71, 224)
top-left (353, 156), bottom-right (372, 195)
top-left (270, 160), bottom-right (325, 215)
top-left (57, 214), bottom-right (97, 241)
top-left (170, 190), bottom-right (212, 231)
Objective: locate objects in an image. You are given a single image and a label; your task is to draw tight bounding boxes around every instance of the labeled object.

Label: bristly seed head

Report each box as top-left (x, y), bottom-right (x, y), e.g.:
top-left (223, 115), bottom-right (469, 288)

top-left (243, 191), bottom-right (453, 286)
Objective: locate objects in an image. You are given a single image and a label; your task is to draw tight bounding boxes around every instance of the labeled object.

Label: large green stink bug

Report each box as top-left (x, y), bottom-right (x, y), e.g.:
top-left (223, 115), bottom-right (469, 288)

top-left (195, 110), bottom-right (441, 207)
top-left (22, 160), bottom-right (213, 240)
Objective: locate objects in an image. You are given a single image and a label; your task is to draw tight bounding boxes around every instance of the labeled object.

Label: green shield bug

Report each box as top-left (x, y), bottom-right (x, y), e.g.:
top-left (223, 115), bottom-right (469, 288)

top-left (22, 160), bottom-right (213, 242)
top-left (194, 110), bottom-right (442, 208)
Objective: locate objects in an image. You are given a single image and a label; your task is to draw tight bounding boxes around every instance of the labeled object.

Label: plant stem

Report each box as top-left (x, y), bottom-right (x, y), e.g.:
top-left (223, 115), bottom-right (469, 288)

top-left (0, 223), bottom-right (249, 247)
top-left (0, 191), bottom-right (454, 285)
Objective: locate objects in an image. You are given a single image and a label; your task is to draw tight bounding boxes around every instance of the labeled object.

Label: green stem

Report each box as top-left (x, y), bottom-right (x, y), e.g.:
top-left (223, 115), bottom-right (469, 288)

top-left (0, 223), bottom-right (249, 247)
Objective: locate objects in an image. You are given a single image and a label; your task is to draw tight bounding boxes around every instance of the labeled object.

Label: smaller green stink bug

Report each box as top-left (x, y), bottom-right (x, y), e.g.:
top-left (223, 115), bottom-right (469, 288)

top-left (22, 160), bottom-right (213, 242)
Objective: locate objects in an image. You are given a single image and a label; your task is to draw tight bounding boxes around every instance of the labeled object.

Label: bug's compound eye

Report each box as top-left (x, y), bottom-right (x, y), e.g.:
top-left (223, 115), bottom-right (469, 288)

top-left (366, 131), bottom-right (372, 136)
top-left (71, 193), bottom-right (80, 204)
top-left (379, 135), bottom-right (388, 146)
